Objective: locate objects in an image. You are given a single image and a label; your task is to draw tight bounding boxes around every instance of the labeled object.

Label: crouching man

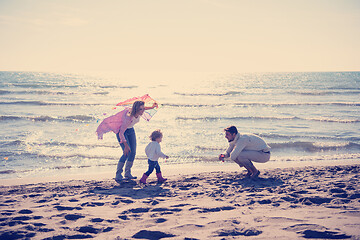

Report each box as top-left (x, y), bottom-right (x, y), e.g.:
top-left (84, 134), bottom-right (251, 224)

top-left (219, 126), bottom-right (271, 178)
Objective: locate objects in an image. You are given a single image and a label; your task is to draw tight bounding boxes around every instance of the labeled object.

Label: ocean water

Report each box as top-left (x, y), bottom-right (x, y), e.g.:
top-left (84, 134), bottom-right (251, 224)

top-left (0, 71), bottom-right (359, 179)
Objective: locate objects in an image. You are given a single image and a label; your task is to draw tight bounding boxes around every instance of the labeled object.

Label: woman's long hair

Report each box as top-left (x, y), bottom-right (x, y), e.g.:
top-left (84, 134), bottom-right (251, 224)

top-left (130, 101), bottom-right (145, 117)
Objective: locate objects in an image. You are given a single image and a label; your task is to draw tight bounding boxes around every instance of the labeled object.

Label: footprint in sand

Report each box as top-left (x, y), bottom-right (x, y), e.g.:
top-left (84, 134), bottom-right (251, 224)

top-left (214, 227), bottom-right (262, 237)
top-left (33, 222), bottom-right (47, 227)
top-left (151, 207), bottom-right (182, 215)
top-left (81, 202), bottom-right (105, 207)
top-left (76, 225), bottom-right (113, 234)
top-left (119, 208), bottom-right (151, 220)
top-left (118, 215), bottom-right (130, 220)
top-left (112, 199), bottom-right (135, 205)
top-left (155, 218), bottom-right (167, 223)
top-left (112, 200), bottom-right (121, 206)
top-left (26, 193), bottom-right (42, 198)
top-left (302, 230), bottom-right (351, 239)
top-left (1, 214), bottom-right (41, 228)
top-left (299, 196), bottom-right (333, 205)
top-left (1, 210), bottom-right (15, 216)
top-left (257, 199), bottom-right (272, 205)
top-left (122, 207), bottom-right (151, 214)
top-left (0, 231), bottom-right (36, 239)
top-left (18, 209), bottom-right (33, 214)
top-left (132, 230), bottom-right (176, 239)
top-left (284, 224), bottom-right (351, 239)
top-left (12, 216), bottom-right (33, 221)
top-left (191, 206), bottom-right (236, 213)
top-left (90, 217), bottom-right (104, 223)
top-left (170, 203), bottom-right (190, 207)
top-left (43, 234), bottom-right (93, 240)
top-left (54, 206), bottom-right (82, 211)
top-left (4, 199), bottom-right (17, 204)
top-left (24, 224), bottom-right (54, 233)
top-left (64, 214), bottom-right (85, 221)
top-left (120, 199), bottom-right (135, 204)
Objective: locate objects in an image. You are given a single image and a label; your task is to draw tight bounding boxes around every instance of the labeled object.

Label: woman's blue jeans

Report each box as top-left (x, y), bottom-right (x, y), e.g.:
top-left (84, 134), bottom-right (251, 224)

top-left (145, 159), bottom-right (161, 176)
top-left (116, 128), bottom-right (136, 163)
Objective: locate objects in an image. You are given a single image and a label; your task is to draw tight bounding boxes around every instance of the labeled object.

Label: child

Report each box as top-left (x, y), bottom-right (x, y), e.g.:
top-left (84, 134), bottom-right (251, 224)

top-left (140, 130), bottom-right (169, 184)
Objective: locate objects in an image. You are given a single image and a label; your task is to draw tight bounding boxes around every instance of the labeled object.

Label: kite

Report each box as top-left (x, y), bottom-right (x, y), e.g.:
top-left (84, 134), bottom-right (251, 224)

top-left (96, 94), bottom-right (159, 140)
top-left (116, 94), bottom-right (159, 121)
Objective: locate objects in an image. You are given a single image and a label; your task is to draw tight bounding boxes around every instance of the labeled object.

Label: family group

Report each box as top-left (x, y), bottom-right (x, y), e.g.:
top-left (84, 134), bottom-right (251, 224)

top-left (96, 101), bottom-right (270, 184)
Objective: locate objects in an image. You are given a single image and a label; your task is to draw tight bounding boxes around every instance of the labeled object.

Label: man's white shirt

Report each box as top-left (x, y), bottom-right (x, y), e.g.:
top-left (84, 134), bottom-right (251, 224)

top-left (223, 133), bottom-right (271, 161)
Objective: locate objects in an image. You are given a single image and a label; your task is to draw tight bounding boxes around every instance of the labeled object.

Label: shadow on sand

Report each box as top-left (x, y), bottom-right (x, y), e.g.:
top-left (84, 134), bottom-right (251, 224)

top-left (89, 180), bottom-right (173, 200)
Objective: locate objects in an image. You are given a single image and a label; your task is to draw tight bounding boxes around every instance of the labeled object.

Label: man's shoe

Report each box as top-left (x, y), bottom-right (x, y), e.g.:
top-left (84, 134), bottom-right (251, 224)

top-left (251, 170), bottom-right (260, 179)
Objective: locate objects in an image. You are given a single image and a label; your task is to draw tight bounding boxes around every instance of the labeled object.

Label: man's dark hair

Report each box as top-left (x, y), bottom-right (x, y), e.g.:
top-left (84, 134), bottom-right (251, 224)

top-left (224, 126), bottom-right (238, 135)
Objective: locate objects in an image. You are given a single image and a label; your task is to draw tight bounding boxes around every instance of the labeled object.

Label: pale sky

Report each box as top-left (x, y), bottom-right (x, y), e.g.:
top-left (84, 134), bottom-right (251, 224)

top-left (0, 0), bottom-right (359, 73)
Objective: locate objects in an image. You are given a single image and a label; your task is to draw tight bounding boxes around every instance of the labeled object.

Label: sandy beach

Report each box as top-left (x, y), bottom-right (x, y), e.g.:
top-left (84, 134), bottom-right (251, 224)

top-left (0, 162), bottom-right (359, 240)
top-left (1, 0), bottom-right (359, 238)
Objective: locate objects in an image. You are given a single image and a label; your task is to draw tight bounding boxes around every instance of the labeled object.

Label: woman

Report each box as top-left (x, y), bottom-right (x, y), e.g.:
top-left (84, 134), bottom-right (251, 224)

top-left (96, 100), bottom-right (157, 183)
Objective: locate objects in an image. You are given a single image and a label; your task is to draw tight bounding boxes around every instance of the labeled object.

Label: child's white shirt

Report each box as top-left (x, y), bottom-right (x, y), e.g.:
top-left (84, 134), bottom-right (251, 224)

top-left (145, 141), bottom-right (167, 161)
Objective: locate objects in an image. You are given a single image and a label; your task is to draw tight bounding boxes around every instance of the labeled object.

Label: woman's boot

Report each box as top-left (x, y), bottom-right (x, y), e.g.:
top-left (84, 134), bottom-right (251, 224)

top-left (115, 161), bottom-right (125, 183)
top-left (124, 161), bottom-right (137, 179)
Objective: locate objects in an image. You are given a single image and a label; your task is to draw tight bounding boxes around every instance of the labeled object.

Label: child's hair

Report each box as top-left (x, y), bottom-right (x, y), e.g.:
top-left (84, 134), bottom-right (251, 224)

top-left (130, 101), bottom-right (145, 117)
top-left (150, 129), bottom-right (163, 141)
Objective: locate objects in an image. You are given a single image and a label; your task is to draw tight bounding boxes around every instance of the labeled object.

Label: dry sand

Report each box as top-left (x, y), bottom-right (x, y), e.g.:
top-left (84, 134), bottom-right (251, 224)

top-left (0, 164), bottom-right (359, 239)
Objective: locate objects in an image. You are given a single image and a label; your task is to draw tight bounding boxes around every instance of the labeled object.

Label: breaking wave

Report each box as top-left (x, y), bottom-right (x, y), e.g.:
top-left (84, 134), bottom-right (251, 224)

top-left (196, 141), bottom-right (360, 153)
top-left (0, 101), bottom-right (111, 106)
top-left (0, 115), bottom-right (96, 122)
top-left (174, 91), bottom-right (243, 96)
top-left (176, 116), bottom-right (360, 123)
top-left (165, 102), bottom-right (360, 108)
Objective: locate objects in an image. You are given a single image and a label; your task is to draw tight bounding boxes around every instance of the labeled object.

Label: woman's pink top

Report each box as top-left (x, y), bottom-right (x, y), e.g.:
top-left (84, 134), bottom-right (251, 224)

top-left (96, 109), bottom-right (136, 143)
